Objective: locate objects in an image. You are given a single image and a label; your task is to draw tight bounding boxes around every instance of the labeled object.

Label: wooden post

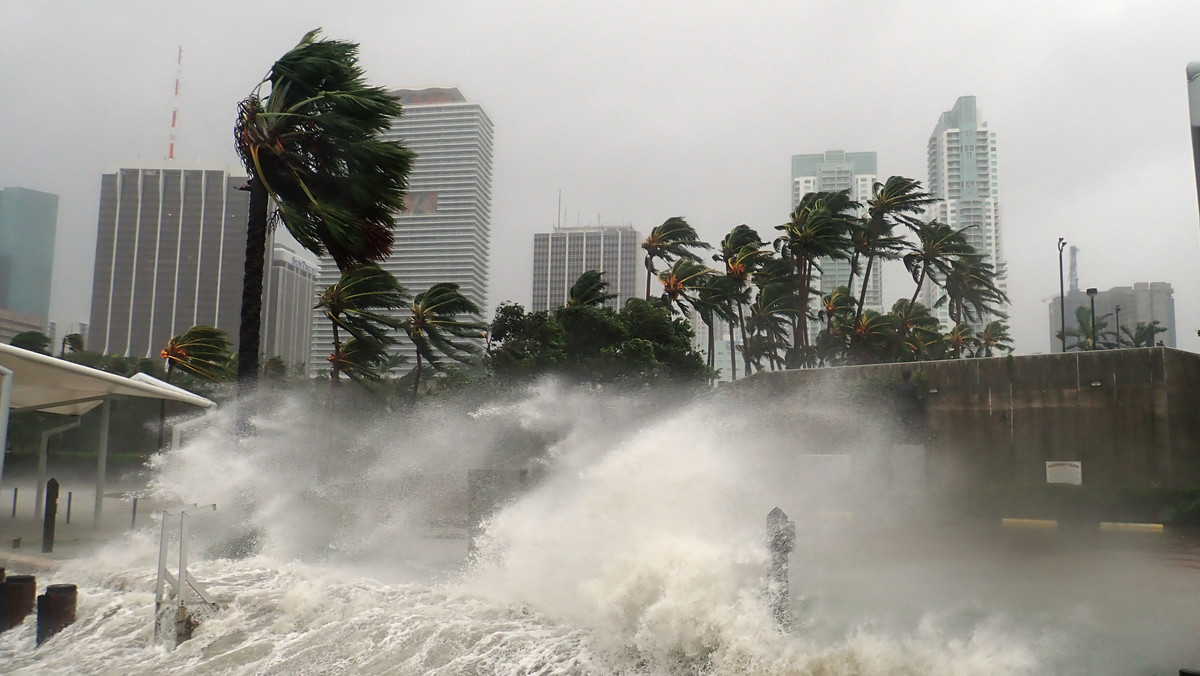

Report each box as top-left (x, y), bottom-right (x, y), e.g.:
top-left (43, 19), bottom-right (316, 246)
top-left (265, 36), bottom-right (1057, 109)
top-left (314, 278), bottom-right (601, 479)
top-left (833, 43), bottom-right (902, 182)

top-left (36, 584), bottom-right (76, 645)
top-left (41, 478), bottom-right (59, 553)
top-left (0, 574), bottom-right (36, 632)
top-left (766, 507), bottom-right (796, 629)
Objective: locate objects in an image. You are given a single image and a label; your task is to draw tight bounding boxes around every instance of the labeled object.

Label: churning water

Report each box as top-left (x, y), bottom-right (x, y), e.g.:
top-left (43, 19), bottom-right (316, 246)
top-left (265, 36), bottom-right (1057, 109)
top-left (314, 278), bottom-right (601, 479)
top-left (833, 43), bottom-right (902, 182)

top-left (1, 380), bottom-right (1197, 674)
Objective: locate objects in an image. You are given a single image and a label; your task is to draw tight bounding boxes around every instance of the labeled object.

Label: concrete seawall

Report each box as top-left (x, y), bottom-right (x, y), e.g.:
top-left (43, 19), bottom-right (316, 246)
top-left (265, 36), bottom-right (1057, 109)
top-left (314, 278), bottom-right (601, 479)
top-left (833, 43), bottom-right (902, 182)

top-left (728, 347), bottom-right (1200, 489)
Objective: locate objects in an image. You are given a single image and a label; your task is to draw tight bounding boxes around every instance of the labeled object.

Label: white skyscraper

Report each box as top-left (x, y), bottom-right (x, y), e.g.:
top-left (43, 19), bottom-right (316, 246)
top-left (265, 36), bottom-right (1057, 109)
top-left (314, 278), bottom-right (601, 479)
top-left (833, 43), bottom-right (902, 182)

top-left (923, 96), bottom-right (1008, 328)
top-left (790, 150), bottom-right (883, 315)
top-left (310, 87), bottom-right (494, 373)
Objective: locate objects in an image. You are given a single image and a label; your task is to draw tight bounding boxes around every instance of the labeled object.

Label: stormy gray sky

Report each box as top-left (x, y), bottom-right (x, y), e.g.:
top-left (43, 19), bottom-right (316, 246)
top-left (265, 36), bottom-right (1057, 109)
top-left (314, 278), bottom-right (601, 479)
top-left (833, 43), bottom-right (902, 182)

top-left (3, 1), bottom-right (1200, 354)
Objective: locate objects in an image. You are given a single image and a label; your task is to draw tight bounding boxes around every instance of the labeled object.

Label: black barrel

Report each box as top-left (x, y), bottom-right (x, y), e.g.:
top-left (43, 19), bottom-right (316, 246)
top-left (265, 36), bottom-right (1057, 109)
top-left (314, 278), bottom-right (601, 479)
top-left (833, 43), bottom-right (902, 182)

top-left (0, 574), bottom-right (36, 632)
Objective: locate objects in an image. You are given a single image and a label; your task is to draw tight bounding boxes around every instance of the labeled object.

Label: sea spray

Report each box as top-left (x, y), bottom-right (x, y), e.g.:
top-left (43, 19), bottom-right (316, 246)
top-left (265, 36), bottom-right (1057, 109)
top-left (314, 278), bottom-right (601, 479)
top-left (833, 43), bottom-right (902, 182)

top-left (4, 379), bottom-right (1178, 673)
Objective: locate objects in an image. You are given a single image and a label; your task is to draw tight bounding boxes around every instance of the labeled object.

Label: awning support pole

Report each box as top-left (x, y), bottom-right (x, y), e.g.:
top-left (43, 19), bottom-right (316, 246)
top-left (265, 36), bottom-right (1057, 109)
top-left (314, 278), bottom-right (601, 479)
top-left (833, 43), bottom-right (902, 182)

top-left (94, 397), bottom-right (111, 528)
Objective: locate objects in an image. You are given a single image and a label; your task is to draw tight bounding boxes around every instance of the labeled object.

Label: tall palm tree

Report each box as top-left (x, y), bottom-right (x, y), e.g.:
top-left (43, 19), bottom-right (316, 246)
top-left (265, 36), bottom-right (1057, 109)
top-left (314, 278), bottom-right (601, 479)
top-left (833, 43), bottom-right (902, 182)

top-left (59, 332), bottom-right (84, 357)
top-left (775, 190), bottom-right (859, 363)
top-left (937, 255), bottom-right (1008, 325)
top-left (234, 29), bottom-right (415, 388)
top-left (715, 225), bottom-right (768, 380)
top-left (888, 299), bottom-right (943, 362)
top-left (856, 176), bottom-right (937, 323)
top-left (404, 283), bottom-right (485, 400)
top-left (328, 336), bottom-right (392, 385)
top-left (900, 220), bottom-right (974, 330)
top-left (641, 217), bottom-right (710, 299)
top-left (743, 284), bottom-right (800, 372)
top-left (567, 270), bottom-right (616, 308)
top-left (315, 263), bottom-right (408, 384)
top-left (691, 274), bottom-right (737, 375)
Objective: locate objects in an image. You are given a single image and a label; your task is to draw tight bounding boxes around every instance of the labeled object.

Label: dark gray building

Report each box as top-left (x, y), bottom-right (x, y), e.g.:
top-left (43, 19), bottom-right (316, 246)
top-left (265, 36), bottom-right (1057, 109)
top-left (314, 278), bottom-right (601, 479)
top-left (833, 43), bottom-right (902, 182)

top-left (88, 165), bottom-right (249, 358)
top-left (532, 225), bottom-right (641, 311)
top-left (1048, 282), bottom-right (1176, 351)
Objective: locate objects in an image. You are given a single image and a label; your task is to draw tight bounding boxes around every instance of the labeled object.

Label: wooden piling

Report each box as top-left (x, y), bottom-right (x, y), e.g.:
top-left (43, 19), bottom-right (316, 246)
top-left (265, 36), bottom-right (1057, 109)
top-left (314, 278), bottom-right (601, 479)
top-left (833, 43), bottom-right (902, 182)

top-left (0, 574), bottom-right (36, 632)
top-left (42, 478), bottom-right (59, 553)
top-left (36, 584), bottom-right (77, 645)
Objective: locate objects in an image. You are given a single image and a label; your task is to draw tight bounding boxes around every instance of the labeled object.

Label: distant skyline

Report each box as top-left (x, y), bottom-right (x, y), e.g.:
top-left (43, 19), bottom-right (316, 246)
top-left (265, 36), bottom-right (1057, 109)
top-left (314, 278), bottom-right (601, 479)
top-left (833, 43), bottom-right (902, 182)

top-left (3, 2), bottom-right (1200, 355)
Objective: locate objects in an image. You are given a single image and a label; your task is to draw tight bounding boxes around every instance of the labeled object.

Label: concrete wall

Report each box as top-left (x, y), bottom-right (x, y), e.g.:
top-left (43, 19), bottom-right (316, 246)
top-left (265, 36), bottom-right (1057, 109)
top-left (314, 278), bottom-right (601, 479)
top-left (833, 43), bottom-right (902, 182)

top-left (729, 348), bottom-right (1200, 489)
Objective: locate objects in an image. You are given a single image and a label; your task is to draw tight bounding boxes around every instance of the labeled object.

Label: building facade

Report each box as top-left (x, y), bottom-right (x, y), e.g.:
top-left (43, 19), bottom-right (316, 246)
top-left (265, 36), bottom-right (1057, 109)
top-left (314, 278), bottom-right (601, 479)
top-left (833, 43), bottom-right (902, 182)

top-left (1048, 283), bottom-right (1176, 351)
top-left (88, 165), bottom-right (249, 358)
top-left (531, 225), bottom-right (641, 311)
top-left (790, 151), bottom-right (883, 313)
top-left (262, 242), bottom-right (319, 369)
top-left (923, 96), bottom-right (1008, 328)
top-left (0, 186), bottom-right (58, 328)
top-left (310, 87), bottom-right (494, 373)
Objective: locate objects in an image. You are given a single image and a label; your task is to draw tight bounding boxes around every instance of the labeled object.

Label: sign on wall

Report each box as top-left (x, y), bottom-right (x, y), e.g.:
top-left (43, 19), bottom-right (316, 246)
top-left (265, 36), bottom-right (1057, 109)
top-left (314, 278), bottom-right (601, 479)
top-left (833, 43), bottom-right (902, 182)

top-left (1046, 461), bottom-right (1083, 485)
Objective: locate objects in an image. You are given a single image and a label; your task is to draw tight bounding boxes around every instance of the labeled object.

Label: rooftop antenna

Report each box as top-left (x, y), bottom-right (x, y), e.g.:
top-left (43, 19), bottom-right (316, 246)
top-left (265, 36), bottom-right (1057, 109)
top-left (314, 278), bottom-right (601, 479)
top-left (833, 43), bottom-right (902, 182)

top-left (168, 46), bottom-right (182, 160)
top-left (1068, 245), bottom-right (1079, 293)
top-left (557, 190), bottom-right (561, 230)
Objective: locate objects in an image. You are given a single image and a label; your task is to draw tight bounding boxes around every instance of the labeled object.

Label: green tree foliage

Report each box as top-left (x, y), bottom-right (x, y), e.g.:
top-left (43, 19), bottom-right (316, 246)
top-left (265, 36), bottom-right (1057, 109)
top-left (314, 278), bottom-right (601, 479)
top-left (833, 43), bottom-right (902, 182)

top-left (9, 331), bottom-right (51, 355)
top-left (1120, 320), bottom-right (1168, 348)
top-left (641, 217), bottom-right (710, 300)
top-left (316, 263), bottom-right (408, 385)
top-left (404, 283), bottom-right (486, 399)
top-left (486, 298), bottom-right (711, 387)
top-left (234, 29), bottom-right (415, 386)
top-left (567, 270), bottom-right (617, 308)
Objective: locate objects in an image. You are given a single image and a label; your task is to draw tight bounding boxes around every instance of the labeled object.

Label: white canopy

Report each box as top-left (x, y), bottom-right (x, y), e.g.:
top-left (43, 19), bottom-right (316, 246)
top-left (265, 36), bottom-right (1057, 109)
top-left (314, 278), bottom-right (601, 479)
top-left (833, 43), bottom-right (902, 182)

top-left (0, 343), bottom-right (215, 415)
top-left (0, 343), bottom-right (216, 524)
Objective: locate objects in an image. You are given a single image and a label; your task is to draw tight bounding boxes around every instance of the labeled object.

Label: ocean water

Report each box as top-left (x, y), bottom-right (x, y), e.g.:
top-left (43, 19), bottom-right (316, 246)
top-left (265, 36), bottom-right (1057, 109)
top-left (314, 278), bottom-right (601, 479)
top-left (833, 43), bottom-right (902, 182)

top-left (1, 380), bottom-right (1195, 674)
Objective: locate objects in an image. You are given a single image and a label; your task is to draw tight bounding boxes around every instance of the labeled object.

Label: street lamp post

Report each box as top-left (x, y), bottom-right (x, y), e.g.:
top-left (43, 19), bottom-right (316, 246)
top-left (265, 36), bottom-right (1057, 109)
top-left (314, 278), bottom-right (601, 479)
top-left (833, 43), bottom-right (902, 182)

top-left (1057, 238), bottom-right (1067, 352)
top-left (1087, 287), bottom-right (1098, 350)
top-left (1115, 305), bottom-right (1121, 347)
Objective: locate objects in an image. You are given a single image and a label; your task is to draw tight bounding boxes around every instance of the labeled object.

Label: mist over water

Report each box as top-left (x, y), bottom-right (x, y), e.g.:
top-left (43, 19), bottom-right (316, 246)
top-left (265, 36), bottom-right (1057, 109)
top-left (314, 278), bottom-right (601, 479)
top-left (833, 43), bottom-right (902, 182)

top-left (2, 379), bottom-right (1192, 674)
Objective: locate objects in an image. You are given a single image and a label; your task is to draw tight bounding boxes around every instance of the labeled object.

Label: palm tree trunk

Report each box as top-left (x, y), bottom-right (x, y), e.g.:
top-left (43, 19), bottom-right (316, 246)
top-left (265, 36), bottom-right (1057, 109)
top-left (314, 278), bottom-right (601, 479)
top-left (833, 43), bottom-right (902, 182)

top-left (706, 317), bottom-right (715, 375)
top-left (728, 318), bottom-right (738, 381)
top-left (737, 303), bottom-right (750, 376)
top-left (329, 322), bottom-right (342, 387)
top-left (645, 257), bottom-right (653, 300)
top-left (855, 251), bottom-right (876, 325)
top-left (236, 177), bottom-right (270, 394)
top-left (411, 350), bottom-right (423, 401)
top-left (847, 249), bottom-right (861, 299)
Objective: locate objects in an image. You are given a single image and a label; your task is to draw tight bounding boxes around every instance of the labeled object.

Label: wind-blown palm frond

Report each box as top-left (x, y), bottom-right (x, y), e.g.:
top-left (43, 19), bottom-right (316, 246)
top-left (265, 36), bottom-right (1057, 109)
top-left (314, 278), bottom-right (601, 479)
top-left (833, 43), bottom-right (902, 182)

top-left (160, 326), bottom-right (231, 381)
top-left (642, 217), bottom-right (711, 299)
top-left (406, 283), bottom-right (486, 399)
top-left (316, 263), bottom-right (408, 384)
top-left (567, 270), bottom-right (617, 307)
top-left (657, 258), bottom-right (713, 316)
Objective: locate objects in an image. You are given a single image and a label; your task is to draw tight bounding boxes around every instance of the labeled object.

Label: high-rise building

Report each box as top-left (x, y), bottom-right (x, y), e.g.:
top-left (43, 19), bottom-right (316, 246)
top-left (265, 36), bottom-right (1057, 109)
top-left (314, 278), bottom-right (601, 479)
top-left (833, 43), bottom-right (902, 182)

top-left (310, 87), bottom-right (493, 373)
top-left (88, 165), bottom-right (250, 358)
top-left (0, 186), bottom-right (58, 329)
top-left (923, 96), bottom-right (1008, 328)
top-left (532, 224), bottom-right (641, 311)
top-left (1048, 283), bottom-right (1176, 351)
top-left (262, 242), bottom-right (319, 369)
top-left (790, 151), bottom-right (883, 314)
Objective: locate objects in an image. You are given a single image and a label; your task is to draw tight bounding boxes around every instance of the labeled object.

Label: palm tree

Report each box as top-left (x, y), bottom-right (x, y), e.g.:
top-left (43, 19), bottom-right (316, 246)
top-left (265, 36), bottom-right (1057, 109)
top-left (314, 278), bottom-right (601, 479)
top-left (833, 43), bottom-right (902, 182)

top-left (900, 220), bottom-right (974, 330)
top-left (59, 333), bottom-right (84, 357)
top-left (714, 225), bottom-right (768, 380)
top-left (944, 323), bottom-right (978, 359)
top-left (743, 284), bottom-right (800, 372)
top-left (641, 217), bottom-right (710, 299)
top-left (328, 336), bottom-right (393, 385)
top-left (856, 177), bottom-right (937, 323)
top-left (691, 274), bottom-right (737, 375)
top-left (888, 299), bottom-right (944, 362)
top-left (1119, 320), bottom-right (1168, 348)
top-left (657, 258), bottom-right (713, 316)
top-left (404, 283), bottom-right (485, 400)
top-left (234, 29), bottom-right (415, 388)
top-left (567, 270), bottom-right (617, 308)
top-left (937, 255), bottom-right (1008, 325)
top-left (315, 263), bottom-right (408, 384)
top-left (1060, 305), bottom-right (1116, 351)
top-left (160, 326), bottom-right (232, 382)
top-left (845, 310), bottom-right (896, 365)
top-left (975, 320), bottom-right (1014, 357)
top-left (775, 190), bottom-right (859, 363)
top-left (813, 286), bottom-right (857, 365)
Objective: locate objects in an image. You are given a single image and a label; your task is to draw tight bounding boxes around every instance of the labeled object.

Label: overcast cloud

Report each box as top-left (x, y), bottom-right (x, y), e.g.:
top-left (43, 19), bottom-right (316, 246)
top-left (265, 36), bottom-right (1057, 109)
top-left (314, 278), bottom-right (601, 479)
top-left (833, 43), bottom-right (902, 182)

top-left (3, 1), bottom-right (1199, 354)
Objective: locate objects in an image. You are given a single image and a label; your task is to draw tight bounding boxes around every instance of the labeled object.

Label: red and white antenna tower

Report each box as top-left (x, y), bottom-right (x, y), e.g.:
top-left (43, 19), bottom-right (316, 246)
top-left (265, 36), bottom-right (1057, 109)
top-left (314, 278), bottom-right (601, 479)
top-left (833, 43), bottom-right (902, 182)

top-left (168, 46), bottom-right (182, 160)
